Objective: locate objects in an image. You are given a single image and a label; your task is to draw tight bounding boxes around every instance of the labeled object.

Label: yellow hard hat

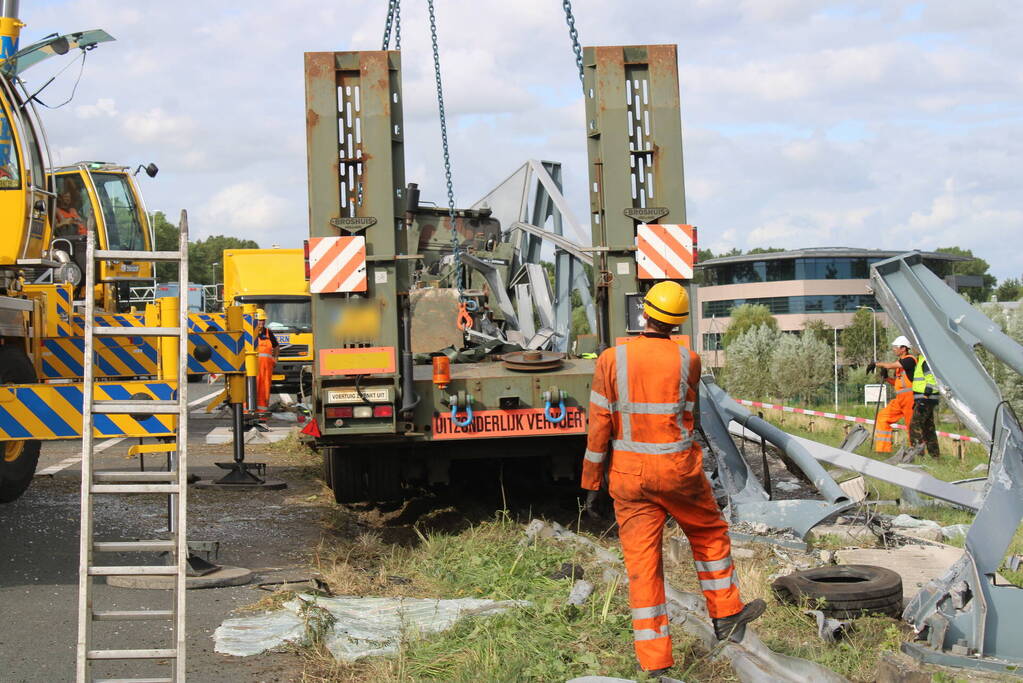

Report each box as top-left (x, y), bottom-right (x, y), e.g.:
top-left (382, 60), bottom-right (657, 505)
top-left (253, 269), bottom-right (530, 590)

top-left (256, 310), bottom-right (267, 321)
top-left (643, 281), bottom-right (689, 325)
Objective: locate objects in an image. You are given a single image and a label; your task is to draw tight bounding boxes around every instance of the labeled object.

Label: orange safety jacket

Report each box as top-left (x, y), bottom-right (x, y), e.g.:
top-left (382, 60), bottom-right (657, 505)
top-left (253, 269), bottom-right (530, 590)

top-left (582, 335), bottom-right (700, 489)
top-left (885, 361), bottom-right (913, 396)
top-left (55, 207), bottom-right (87, 236)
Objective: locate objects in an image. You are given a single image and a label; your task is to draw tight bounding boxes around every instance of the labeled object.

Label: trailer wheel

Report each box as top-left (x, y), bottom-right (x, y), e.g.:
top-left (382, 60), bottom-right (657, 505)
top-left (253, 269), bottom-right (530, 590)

top-left (327, 448), bottom-right (367, 504)
top-left (366, 455), bottom-right (402, 502)
top-left (0, 347), bottom-right (42, 503)
top-left (326, 449), bottom-right (402, 504)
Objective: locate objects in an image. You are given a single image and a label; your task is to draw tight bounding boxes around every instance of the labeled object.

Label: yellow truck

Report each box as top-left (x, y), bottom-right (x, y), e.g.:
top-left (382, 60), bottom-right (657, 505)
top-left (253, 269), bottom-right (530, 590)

top-left (222, 248), bottom-right (312, 393)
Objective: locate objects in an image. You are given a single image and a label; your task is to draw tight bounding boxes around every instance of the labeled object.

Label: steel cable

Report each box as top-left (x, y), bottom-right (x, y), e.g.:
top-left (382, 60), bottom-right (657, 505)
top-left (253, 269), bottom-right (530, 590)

top-left (426, 0), bottom-right (462, 293)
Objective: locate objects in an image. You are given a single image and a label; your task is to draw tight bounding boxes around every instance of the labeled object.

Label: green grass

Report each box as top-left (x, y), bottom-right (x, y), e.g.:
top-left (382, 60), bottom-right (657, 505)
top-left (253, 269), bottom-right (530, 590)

top-left (301, 516), bottom-right (737, 682)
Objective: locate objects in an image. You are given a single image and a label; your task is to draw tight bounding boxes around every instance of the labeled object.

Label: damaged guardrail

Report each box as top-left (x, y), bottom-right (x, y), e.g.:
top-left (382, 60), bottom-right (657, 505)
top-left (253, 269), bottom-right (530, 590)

top-left (700, 378), bottom-right (856, 538)
top-left (870, 252), bottom-right (1023, 673)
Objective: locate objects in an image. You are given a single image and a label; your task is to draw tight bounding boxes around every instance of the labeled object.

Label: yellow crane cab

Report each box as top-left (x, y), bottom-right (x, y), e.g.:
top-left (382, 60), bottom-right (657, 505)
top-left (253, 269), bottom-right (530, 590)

top-left (0, 42), bottom-right (52, 286)
top-left (49, 162), bottom-right (158, 311)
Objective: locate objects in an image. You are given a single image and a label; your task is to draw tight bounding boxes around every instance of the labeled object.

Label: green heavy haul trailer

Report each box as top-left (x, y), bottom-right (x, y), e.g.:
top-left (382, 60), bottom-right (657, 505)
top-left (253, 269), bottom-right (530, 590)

top-left (303, 46), bottom-right (695, 503)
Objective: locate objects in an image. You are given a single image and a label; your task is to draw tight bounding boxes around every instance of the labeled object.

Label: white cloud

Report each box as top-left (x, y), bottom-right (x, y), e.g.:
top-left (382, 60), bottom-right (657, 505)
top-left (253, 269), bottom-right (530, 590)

top-left (14, 0), bottom-right (1023, 281)
top-left (195, 182), bottom-right (291, 240)
top-left (75, 98), bottom-right (118, 119)
top-left (121, 108), bottom-right (197, 144)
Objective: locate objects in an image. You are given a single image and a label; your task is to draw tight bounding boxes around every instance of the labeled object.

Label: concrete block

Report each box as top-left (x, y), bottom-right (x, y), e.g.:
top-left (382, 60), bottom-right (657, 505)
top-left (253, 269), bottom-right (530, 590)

top-left (875, 653), bottom-right (931, 683)
top-left (836, 544), bottom-right (963, 601)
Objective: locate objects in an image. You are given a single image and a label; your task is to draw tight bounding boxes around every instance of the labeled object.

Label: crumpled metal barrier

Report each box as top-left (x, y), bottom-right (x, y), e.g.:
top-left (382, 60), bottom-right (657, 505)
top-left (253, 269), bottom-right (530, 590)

top-left (871, 252), bottom-right (1023, 672)
top-left (213, 594), bottom-right (527, 661)
top-left (700, 378), bottom-right (856, 538)
top-left (662, 584), bottom-right (848, 683)
top-left (527, 520), bottom-right (848, 683)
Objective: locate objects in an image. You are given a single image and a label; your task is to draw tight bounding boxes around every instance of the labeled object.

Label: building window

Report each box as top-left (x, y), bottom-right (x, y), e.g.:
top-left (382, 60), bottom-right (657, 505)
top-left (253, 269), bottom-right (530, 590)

top-left (706, 256), bottom-right (886, 286)
top-left (703, 332), bottom-right (723, 351)
top-left (701, 294), bottom-right (879, 318)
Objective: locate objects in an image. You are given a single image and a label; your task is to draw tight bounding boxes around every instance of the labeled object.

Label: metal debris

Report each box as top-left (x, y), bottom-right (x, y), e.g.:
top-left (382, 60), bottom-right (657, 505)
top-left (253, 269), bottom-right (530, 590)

top-left (803, 609), bottom-right (849, 643)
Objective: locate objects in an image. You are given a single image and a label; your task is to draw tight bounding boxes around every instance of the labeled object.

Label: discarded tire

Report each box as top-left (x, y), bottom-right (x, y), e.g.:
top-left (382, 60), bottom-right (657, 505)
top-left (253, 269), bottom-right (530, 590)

top-left (771, 564), bottom-right (903, 618)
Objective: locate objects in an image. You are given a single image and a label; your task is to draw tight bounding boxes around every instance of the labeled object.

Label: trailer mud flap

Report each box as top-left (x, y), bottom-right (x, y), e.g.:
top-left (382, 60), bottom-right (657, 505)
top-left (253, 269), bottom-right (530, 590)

top-left (431, 407), bottom-right (586, 440)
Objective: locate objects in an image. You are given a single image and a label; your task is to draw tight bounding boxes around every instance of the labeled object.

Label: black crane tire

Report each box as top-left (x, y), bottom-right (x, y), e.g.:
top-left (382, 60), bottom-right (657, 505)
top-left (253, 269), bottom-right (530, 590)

top-left (772, 564), bottom-right (903, 618)
top-left (0, 346), bottom-right (41, 503)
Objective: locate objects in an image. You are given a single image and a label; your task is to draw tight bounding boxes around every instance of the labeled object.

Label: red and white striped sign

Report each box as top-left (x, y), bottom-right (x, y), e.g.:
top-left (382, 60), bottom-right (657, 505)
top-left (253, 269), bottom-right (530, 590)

top-left (636, 224), bottom-right (695, 280)
top-left (307, 236), bottom-right (367, 293)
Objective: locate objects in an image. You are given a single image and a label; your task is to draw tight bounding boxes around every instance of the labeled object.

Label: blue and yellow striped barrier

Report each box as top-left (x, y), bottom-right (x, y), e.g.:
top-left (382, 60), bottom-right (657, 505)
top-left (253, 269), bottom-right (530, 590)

top-left (0, 381), bottom-right (177, 440)
top-left (188, 330), bottom-right (245, 374)
top-left (38, 311), bottom-right (247, 380)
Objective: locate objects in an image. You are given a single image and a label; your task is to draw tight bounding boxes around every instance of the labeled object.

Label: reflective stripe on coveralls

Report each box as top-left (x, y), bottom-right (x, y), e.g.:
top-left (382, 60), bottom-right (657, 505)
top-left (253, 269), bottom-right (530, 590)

top-left (874, 364), bottom-right (915, 453)
top-left (582, 335), bottom-right (744, 672)
top-left (256, 333), bottom-right (274, 412)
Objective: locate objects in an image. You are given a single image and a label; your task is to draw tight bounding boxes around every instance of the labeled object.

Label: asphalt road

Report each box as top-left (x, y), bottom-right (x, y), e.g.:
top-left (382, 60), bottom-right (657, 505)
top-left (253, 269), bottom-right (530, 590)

top-left (0, 411), bottom-right (325, 683)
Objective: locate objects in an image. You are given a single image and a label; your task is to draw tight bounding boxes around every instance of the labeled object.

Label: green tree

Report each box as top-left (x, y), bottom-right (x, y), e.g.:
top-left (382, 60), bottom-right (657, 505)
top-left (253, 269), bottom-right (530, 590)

top-left (188, 235), bottom-right (259, 284)
top-left (723, 324), bottom-right (782, 399)
top-left (802, 318), bottom-right (834, 348)
top-left (977, 302), bottom-right (1023, 417)
top-left (151, 214), bottom-right (259, 284)
top-left (722, 303), bottom-right (778, 348)
top-left (840, 307), bottom-right (884, 366)
top-left (747, 247), bottom-right (785, 255)
top-left (995, 277), bottom-right (1022, 302)
top-left (770, 331), bottom-right (833, 404)
top-left (151, 211), bottom-right (180, 282)
top-left (937, 246), bottom-right (996, 301)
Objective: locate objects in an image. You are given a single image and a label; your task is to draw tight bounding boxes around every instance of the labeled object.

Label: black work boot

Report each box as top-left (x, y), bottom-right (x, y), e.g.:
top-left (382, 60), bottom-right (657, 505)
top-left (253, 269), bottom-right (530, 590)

top-left (713, 598), bottom-right (766, 643)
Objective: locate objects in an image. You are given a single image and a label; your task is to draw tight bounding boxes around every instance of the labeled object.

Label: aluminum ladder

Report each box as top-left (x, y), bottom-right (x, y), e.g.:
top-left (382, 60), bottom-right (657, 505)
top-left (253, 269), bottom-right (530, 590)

top-left (75, 212), bottom-right (191, 682)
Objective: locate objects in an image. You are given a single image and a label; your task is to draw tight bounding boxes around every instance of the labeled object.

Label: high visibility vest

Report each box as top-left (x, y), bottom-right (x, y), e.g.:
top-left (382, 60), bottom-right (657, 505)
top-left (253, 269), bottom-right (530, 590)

top-left (912, 354), bottom-right (938, 397)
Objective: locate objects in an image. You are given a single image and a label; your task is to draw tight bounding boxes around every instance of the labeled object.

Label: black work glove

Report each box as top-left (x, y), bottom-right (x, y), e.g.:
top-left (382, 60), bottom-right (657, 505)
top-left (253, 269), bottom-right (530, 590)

top-left (866, 362), bottom-right (876, 374)
top-left (582, 490), bottom-right (602, 520)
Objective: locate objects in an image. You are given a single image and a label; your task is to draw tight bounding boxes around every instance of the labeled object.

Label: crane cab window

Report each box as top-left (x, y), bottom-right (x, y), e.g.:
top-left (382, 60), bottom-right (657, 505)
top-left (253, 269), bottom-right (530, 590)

top-left (54, 175), bottom-right (92, 238)
top-left (0, 104), bottom-right (19, 189)
top-left (91, 172), bottom-right (146, 250)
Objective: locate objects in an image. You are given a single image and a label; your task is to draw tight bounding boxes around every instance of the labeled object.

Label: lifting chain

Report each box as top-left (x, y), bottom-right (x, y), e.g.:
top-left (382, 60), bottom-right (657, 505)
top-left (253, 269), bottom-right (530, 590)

top-left (562, 0), bottom-right (584, 87)
top-left (426, 0), bottom-right (463, 295)
top-left (381, 0), bottom-right (401, 50)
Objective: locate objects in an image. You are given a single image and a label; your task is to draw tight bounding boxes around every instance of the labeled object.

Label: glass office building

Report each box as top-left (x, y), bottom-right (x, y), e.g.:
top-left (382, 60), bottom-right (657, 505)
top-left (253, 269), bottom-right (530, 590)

top-left (695, 248), bottom-right (964, 365)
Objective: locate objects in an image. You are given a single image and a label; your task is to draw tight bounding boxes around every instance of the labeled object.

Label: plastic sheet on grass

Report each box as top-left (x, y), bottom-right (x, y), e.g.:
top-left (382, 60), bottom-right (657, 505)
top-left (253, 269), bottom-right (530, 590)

top-left (214, 593), bottom-right (528, 661)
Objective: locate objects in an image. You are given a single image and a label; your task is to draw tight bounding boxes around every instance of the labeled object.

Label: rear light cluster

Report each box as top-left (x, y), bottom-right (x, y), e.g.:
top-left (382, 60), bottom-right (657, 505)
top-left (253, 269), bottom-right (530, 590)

top-left (325, 404), bottom-right (393, 419)
top-left (303, 240), bottom-right (311, 280)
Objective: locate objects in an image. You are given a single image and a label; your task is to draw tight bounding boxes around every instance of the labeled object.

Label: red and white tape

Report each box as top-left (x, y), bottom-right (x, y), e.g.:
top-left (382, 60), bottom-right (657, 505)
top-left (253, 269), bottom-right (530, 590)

top-left (735, 399), bottom-right (982, 444)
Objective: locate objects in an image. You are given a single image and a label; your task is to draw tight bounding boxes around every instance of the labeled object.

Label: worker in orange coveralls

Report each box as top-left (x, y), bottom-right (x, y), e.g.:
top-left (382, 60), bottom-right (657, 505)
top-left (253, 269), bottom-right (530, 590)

top-left (868, 336), bottom-right (917, 453)
top-left (581, 281), bottom-right (765, 676)
top-left (254, 309), bottom-right (279, 420)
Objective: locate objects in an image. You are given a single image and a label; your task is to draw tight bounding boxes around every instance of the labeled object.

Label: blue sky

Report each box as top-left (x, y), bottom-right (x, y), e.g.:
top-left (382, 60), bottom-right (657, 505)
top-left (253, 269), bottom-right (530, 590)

top-left (15, 0), bottom-right (1023, 282)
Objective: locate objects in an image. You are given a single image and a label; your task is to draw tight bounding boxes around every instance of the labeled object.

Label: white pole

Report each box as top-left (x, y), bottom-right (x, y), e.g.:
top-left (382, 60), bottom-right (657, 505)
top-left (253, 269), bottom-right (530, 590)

top-left (833, 327), bottom-right (839, 410)
top-left (871, 311), bottom-right (877, 362)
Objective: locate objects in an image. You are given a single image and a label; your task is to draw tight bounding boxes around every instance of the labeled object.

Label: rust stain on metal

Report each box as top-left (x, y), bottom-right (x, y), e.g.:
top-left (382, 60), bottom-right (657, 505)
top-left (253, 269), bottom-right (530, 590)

top-left (306, 109), bottom-right (320, 128)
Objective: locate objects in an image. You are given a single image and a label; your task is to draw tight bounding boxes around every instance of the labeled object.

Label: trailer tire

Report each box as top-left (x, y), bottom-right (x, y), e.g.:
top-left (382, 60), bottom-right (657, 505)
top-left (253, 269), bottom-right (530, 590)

top-left (772, 564), bottom-right (903, 618)
top-left (326, 449), bottom-right (403, 504)
top-left (366, 456), bottom-right (402, 502)
top-left (327, 448), bottom-right (366, 504)
top-left (0, 347), bottom-right (42, 503)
